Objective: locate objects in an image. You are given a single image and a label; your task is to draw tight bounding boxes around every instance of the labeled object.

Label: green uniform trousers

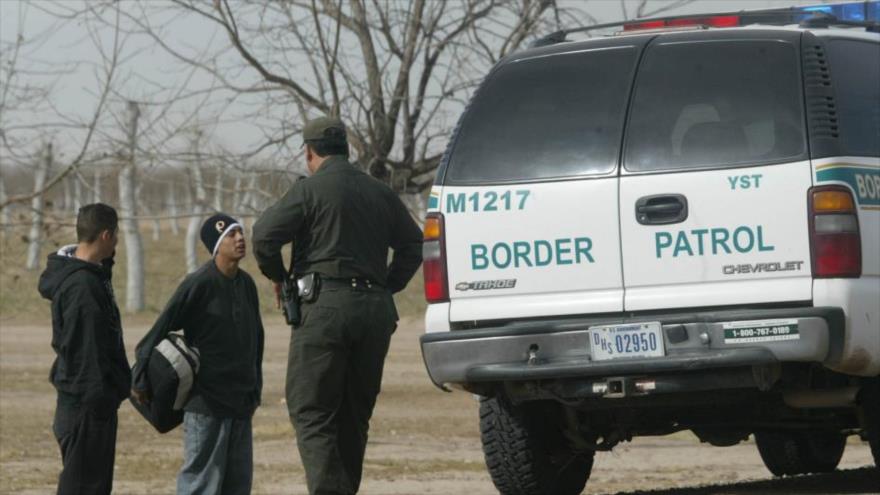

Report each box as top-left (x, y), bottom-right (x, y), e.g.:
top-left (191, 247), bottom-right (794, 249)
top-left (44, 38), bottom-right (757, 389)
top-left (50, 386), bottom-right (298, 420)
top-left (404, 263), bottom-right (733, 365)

top-left (286, 287), bottom-right (397, 495)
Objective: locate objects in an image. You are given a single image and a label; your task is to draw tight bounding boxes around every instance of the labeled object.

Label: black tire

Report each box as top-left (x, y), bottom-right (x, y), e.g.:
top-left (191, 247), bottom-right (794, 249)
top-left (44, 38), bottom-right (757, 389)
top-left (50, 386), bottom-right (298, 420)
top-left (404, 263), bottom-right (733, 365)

top-left (862, 379), bottom-right (880, 468)
top-left (755, 430), bottom-right (846, 476)
top-left (479, 396), bottom-right (593, 495)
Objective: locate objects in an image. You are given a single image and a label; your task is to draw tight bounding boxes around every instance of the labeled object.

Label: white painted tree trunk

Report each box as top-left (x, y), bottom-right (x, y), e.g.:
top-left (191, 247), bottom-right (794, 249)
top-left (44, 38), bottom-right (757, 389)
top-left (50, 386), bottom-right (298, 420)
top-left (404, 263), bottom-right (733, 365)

top-left (72, 173), bottom-right (83, 212)
top-left (0, 175), bottom-right (10, 237)
top-left (93, 170), bottom-right (102, 203)
top-left (62, 176), bottom-right (72, 212)
top-left (118, 101), bottom-right (144, 312)
top-left (137, 184), bottom-right (161, 242)
top-left (240, 174), bottom-right (254, 213)
top-left (213, 169), bottom-right (223, 212)
top-left (185, 207), bottom-right (202, 273)
top-left (168, 183), bottom-right (180, 236)
top-left (239, 173), bottom-right (258, 232)
top-left (150, 214), bottom-right (161, 241)
top-left (26, 144), bottom-right (52, 270)
top-left (231, 175), bottom-right (242, 216)
top-left (185, 164), bottom-right (206, 273)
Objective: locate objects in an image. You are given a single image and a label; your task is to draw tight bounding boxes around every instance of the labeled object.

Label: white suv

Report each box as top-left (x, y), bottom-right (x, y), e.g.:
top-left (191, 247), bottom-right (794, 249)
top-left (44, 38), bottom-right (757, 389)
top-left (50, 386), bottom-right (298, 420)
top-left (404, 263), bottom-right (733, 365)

top-left (420, 5), bottom-right (879, 494)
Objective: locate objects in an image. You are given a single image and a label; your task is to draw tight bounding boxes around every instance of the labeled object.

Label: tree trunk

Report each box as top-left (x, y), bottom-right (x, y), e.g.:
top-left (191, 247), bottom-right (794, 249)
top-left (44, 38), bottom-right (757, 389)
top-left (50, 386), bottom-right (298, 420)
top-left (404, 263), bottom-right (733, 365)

top-left (118, 101), bottom-right (145, 312)
top-left (93, 170), bottom-right (102, 203)
top-left (185, 135), bottom-right (207, 273)
top-left (185, 204), bottom-right (202, 273)
top-left (26, 144), bottom-right (52, 270)
top-left (151, 218), bottom-right (161, 241)
top-left (240, 173), bottom-right (259, 232)
top-left (138, 184), bottom-right (161, 242)
top-left (168, 182), bottom-right (180, 236)
top-left (231, 175), bottom-right (242, 216)
top-left (62, 175), bottom-right (72, 212)
top-left (0, 176), bottom-right (10, 237)
top-left (213, 168), bottom-right (223, 212)
top-left (73, 173), bottom-right (83, 212)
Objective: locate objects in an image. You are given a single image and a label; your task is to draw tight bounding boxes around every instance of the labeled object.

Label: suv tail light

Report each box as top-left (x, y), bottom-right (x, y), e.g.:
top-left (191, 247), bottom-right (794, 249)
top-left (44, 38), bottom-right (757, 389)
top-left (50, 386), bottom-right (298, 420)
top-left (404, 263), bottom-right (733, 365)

top-left (423, 212), bottom-right (449, 303)
top-left (809, 186), bottom-right (861, 278)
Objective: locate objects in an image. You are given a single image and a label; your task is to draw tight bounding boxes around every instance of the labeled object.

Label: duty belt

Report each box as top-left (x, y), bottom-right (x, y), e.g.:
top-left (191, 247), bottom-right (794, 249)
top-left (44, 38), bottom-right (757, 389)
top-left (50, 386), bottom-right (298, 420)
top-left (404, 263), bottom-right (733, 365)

top-left (321, 277), bottom-right (382, 291)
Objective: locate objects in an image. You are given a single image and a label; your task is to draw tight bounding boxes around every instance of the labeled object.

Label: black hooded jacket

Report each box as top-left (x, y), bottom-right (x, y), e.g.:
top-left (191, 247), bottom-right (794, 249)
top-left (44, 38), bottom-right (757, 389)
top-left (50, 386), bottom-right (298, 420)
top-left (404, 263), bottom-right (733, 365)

top-left (132, 261), bottom-right (264, 419)
top-left (38, 246), bottom-right (131, 408)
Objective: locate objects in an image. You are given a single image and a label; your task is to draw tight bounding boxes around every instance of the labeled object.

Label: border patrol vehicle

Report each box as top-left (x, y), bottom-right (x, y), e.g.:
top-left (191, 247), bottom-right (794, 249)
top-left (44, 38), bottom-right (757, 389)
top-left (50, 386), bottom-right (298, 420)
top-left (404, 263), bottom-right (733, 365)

top-left (420, 3), bottom-right (880, 493)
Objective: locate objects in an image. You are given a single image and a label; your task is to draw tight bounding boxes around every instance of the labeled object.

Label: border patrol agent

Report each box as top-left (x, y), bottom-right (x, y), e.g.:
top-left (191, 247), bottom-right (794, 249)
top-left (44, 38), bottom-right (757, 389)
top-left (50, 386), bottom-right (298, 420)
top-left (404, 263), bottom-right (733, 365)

top-left (252, 116), bottom-right (423, 495)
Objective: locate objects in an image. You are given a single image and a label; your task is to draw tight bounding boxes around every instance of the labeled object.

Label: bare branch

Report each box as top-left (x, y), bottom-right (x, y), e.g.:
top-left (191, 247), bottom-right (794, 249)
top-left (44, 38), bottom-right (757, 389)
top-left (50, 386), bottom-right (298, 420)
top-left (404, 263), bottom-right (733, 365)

top-left (1, 2), bottom-right (123, 209)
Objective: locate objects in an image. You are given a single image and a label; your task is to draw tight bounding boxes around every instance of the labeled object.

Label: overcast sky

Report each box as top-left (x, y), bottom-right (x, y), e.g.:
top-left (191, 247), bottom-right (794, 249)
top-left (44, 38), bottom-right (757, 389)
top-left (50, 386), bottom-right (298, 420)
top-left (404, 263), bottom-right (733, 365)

top-left (0, 0), bottom-right (831, 162)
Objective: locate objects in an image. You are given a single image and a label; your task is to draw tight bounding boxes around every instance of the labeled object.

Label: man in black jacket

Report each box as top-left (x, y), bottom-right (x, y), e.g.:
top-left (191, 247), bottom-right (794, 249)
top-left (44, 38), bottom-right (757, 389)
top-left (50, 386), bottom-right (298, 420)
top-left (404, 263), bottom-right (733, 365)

top-left (132, 213), bottom-right (264, 494)
top-left (38, 203), bottom-right (131, 495)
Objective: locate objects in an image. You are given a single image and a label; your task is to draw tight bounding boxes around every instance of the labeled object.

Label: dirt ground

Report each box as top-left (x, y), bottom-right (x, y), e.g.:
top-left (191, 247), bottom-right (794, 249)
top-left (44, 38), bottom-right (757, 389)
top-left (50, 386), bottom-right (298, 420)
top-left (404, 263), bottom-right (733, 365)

top-left (1, 317), bottom-right (877, 495)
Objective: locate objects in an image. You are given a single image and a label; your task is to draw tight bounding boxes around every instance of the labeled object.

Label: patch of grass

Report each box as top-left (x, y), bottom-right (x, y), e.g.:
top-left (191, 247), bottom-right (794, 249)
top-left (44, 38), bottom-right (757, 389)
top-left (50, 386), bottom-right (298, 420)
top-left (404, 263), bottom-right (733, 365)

top-left (252, 419), bottom-right (296, 442)
top-left (0, 223), bottom-right (427, 322)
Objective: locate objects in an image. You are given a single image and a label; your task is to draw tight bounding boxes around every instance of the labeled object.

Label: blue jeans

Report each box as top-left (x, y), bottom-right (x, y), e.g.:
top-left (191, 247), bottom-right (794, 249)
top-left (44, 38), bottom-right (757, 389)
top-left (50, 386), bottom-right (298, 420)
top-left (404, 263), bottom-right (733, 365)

top-left (177, 412), bottom-right (253, 495)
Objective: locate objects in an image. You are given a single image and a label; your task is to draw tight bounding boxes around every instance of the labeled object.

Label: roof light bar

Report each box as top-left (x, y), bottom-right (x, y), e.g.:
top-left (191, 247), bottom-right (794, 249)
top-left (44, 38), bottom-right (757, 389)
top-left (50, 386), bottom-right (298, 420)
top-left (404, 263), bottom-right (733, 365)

top-left (623, 15), bottom-right (740, 31)
top-left (532, 1), bottom-right (879, 47)
top-left (800, 1), bottom-right (879, 22)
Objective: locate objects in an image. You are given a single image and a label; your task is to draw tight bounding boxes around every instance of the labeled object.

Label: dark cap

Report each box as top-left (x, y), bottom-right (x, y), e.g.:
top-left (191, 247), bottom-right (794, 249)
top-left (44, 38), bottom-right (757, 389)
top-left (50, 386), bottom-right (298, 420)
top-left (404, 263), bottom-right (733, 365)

top-left (302, 116), bottom-right (347, 144)
top-left (200, 213), bottom-right (242, 257)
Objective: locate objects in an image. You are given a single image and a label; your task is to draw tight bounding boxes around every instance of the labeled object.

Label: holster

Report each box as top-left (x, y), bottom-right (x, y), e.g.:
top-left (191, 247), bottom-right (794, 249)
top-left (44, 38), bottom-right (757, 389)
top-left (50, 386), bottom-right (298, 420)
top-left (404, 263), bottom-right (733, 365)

top-left (281, 276), bottom-right (301, 327)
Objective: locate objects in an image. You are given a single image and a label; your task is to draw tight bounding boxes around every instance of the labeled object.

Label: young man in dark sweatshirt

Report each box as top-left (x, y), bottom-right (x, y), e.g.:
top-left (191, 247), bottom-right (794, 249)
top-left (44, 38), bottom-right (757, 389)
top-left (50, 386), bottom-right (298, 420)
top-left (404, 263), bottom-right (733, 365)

top-left (38, 203), bottom-right (131, 495)
top-left (131, 213), bottom-right (264, 495)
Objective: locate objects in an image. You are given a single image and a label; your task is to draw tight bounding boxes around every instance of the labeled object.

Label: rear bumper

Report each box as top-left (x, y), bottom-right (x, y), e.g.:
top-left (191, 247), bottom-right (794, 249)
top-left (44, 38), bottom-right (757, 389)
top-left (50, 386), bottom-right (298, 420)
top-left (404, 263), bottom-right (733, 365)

top-left (420, 307), bottom-right (845, 390)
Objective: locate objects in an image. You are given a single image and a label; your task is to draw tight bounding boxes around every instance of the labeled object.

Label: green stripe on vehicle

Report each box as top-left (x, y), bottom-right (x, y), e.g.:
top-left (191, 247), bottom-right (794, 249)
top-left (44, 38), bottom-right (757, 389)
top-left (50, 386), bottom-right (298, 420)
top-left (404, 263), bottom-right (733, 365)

top-left (816, 166), bottom-right (880, 206)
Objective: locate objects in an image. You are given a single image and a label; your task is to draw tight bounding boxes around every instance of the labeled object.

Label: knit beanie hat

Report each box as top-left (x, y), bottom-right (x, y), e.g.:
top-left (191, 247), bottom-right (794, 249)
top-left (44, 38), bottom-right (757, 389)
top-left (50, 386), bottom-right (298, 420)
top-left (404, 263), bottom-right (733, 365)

top-left (200, 213), bottom-right (242, 257)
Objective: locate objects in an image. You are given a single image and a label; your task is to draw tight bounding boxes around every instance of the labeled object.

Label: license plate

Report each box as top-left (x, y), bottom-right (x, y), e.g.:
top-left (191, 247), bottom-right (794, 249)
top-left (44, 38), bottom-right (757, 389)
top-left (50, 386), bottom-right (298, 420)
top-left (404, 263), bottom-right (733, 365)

top-left (589, 322), bottom-right (665, 361)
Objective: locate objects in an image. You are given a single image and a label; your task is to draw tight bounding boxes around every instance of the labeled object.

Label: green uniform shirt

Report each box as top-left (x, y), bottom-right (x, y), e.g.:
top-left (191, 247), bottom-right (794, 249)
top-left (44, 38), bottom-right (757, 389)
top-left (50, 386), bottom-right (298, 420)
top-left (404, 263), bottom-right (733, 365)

top-left (252, 156), bottom-right (423, 293)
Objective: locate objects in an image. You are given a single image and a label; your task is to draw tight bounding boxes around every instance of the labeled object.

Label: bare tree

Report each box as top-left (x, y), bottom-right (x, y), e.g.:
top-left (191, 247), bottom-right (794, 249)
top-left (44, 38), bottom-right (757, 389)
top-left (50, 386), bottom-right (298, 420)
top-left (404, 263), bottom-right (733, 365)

top-left (72, 172), bottom-right (84, 211)
top-left (92, 169), bottom-right (103, 203)
top-left (630, 0), bottom-right (697, 20)
top-left (212, 168), bottom-right (224, 212)
top-left (185, 130), bottom-right (208, 273)
top-left (118, 101), bottom-right (145, 311)
top-left (167, 182), bottom-right (180, 236)
top-left (116, 0), bottom-right (572, 202)
top-left (26, 143), bottom-right (52, 270)
top-left (0, 176), bottom-right (9, 235)
top-left (138, 184), bottom-right (162, 242)
top-left (0, 1), bottom-right (124, 211)
top-left (62, 176), bottom-right (73, 211)
top-left (230, 173), bottom-right (242, 219)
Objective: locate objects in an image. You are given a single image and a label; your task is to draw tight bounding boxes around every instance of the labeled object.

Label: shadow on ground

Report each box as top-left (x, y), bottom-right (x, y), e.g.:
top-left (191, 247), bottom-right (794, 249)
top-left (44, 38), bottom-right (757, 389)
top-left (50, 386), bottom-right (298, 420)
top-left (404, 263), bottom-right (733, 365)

top-left (610, 467), bottom-right (879, 495)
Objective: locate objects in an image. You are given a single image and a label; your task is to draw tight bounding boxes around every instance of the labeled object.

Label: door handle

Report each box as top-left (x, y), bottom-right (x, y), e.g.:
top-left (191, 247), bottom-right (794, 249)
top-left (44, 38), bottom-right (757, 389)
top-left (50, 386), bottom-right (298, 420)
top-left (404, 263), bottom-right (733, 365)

top-left (635, 194), bottom-right (688, 225)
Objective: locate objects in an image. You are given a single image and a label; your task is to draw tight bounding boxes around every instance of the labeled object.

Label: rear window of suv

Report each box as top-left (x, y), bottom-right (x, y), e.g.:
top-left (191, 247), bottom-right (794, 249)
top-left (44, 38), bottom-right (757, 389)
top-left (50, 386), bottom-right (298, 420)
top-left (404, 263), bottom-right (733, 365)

top-left (446, 47), bottom-right (638, 184)
top-left (825, 39), bottom-right (880, 157)
top-left (624, 40), bottom-right (806, 172)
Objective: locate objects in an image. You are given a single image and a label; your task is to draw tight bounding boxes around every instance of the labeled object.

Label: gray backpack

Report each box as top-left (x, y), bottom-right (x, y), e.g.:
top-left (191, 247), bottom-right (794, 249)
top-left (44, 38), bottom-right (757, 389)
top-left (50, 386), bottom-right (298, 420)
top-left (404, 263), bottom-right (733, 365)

top-left (130, 332), bottom-right (200, 433)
